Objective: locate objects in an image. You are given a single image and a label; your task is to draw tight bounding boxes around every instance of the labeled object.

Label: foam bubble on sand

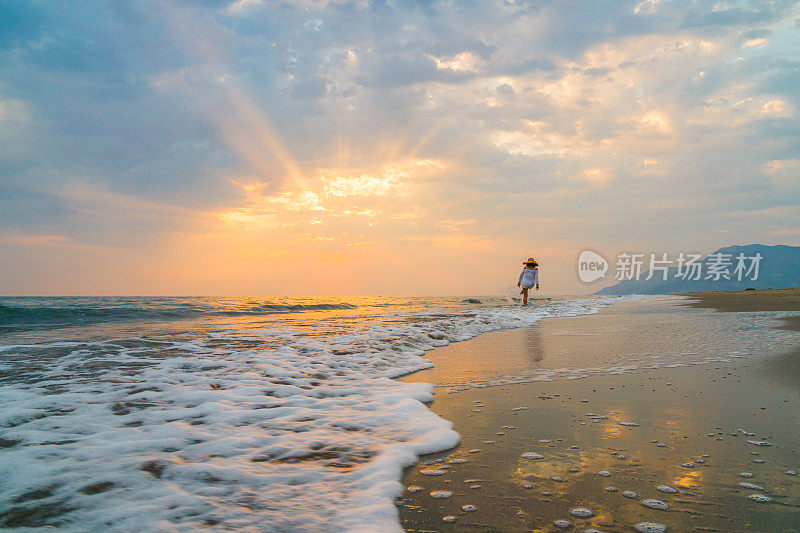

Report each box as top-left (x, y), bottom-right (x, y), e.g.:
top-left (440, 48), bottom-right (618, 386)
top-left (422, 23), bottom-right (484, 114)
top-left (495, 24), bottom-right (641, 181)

top-left (642, 499), bottom-right (669, 510)
top-left (748, 494), bottom-right (774, 503)
top-left (604, 486), bottom-right (618, 492)
top-left (681, 462), bottom-right (696, 468)
top-left (468, 449), bottom-right (481, 453)
top-left (443, 516), bottom-right (457, 523)
top-left (656, 485), bottom-right (678, 493)
top-left (746, 440), bottom-right (772, 447)
top-left (524, 483), bottom-right (534, 489)
top-left (461, 504), bottom-right (477, 512)
top-left (738, 482), bottom-right (765, 490)
top-left (522, 452), bottom-right (544, 460)
top-left (448, 458), bottom-right (467, 464)
top-left (420, 469), bottom-right (446, 476)
top-left (753, 459), bottom-right (765, 463)
top-left (512, 406), bottom-right (528, 411)
top-left (634, 522), bottom-right (667, 533)
top-left (552, 475), bottom-right (565, 482)
top-left (407, 485), bottom-right (424, 493)
top-left (597, 470), bottom-right (611, 477)
top-left (739, 472), bottom-right (755, 478)
top-left (786, 470), bottom-right (797, 475)
top-left (618, 422), bottom-right (639, 427)
top-left (429, 490), bottom-right (452, 498)
top-left (622, 490), bottom-right (638, 499)
top-left (554, 519), bottom-right (572, 528)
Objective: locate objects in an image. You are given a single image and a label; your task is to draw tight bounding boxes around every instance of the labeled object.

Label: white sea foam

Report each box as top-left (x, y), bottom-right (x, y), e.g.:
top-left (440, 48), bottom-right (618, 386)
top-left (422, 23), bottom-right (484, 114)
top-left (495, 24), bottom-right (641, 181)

top-left (522, 452), bottom-right (544, 460)
top-left (642, 499), bottom-right (670, 510)
top-left (0, 296), bottom-right (625, 531)
top-left (634, 523), bottom-right (667, 533)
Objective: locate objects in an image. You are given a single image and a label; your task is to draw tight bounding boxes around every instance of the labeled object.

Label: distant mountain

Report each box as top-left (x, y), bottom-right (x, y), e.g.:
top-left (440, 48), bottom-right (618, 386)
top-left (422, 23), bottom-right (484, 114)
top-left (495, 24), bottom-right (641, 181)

top-left (595, 244), bottom-right (800, 295)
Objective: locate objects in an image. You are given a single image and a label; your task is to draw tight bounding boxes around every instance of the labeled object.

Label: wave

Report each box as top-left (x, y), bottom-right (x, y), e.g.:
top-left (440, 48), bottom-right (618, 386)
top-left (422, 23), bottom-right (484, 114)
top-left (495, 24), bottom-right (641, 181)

top-left (0, 301), bottom-right (358, 331)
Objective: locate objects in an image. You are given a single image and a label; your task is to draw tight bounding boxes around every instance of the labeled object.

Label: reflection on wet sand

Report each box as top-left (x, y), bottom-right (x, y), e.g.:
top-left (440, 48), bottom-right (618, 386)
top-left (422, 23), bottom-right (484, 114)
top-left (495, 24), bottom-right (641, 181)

top-left (399, 299), bottom-right (800, 532)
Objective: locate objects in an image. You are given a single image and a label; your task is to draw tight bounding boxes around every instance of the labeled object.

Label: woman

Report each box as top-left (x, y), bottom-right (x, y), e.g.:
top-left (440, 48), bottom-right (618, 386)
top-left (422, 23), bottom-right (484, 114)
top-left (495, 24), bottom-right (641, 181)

top-left (517, 257), bottom-right (540, 306)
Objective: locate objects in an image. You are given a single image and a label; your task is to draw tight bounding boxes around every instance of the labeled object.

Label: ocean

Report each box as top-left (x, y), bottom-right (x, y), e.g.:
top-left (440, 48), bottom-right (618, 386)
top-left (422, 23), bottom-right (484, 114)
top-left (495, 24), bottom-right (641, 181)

top-left (0, 295), bottom-right (621, 531)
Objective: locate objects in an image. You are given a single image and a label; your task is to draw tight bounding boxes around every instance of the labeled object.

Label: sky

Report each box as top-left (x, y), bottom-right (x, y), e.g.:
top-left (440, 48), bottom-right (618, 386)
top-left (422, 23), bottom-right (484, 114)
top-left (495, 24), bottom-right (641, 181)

top-left (1, 0), bottom-right (799, 296)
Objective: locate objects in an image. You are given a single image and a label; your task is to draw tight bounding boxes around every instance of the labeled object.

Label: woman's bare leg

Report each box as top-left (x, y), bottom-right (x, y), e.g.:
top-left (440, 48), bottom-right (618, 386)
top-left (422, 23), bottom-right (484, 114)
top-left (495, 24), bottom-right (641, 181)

top-left (522, 287), bottom-right (529, 305)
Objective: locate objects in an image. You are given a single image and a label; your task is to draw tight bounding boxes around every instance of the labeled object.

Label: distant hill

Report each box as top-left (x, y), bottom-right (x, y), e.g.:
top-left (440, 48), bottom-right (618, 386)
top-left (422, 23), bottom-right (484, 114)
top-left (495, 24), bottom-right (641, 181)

top-left (595, 244), bottom-right (800, 295)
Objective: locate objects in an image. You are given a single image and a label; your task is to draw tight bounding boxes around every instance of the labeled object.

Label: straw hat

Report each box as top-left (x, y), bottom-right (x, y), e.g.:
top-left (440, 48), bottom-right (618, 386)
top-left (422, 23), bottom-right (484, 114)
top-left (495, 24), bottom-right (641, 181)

top-left (523, 257), bottom-right (538, 265)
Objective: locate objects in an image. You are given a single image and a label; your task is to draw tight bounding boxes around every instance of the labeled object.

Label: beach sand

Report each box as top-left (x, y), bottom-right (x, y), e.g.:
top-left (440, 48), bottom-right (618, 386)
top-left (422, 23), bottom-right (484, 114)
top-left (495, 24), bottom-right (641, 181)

top-left (683, 287), bottom-right (800, 335)
top-left (398, 294), bottom-right (800, 532)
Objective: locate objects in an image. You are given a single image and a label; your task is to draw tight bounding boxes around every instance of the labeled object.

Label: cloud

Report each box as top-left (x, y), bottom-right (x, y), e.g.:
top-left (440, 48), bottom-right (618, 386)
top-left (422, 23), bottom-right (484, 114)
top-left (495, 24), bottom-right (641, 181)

top-left (1, 0), bottom-right (799, 294)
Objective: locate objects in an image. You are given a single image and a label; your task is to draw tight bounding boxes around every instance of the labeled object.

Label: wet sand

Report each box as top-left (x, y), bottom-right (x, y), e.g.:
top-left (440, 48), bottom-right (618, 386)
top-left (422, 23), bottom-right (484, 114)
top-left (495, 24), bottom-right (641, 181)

top-left (681, 288), bottom-right (800, 316)
top-left (684, 288), bottom-right (800, 385)
top-left (683, 288), bottom-right (800, 334)
top-left (398, 296), bottom-right (800, 532)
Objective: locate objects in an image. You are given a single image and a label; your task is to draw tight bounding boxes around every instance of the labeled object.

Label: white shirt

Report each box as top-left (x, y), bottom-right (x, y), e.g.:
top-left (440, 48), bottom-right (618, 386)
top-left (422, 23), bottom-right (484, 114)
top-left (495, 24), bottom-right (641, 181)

top-left (519, 268), bottom-right (539, 287)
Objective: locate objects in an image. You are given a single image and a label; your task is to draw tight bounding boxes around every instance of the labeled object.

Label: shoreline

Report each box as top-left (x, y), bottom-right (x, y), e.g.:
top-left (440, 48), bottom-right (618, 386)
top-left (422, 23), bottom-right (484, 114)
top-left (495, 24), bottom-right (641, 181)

top-left (397, 293), bottom-right (800, 532)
